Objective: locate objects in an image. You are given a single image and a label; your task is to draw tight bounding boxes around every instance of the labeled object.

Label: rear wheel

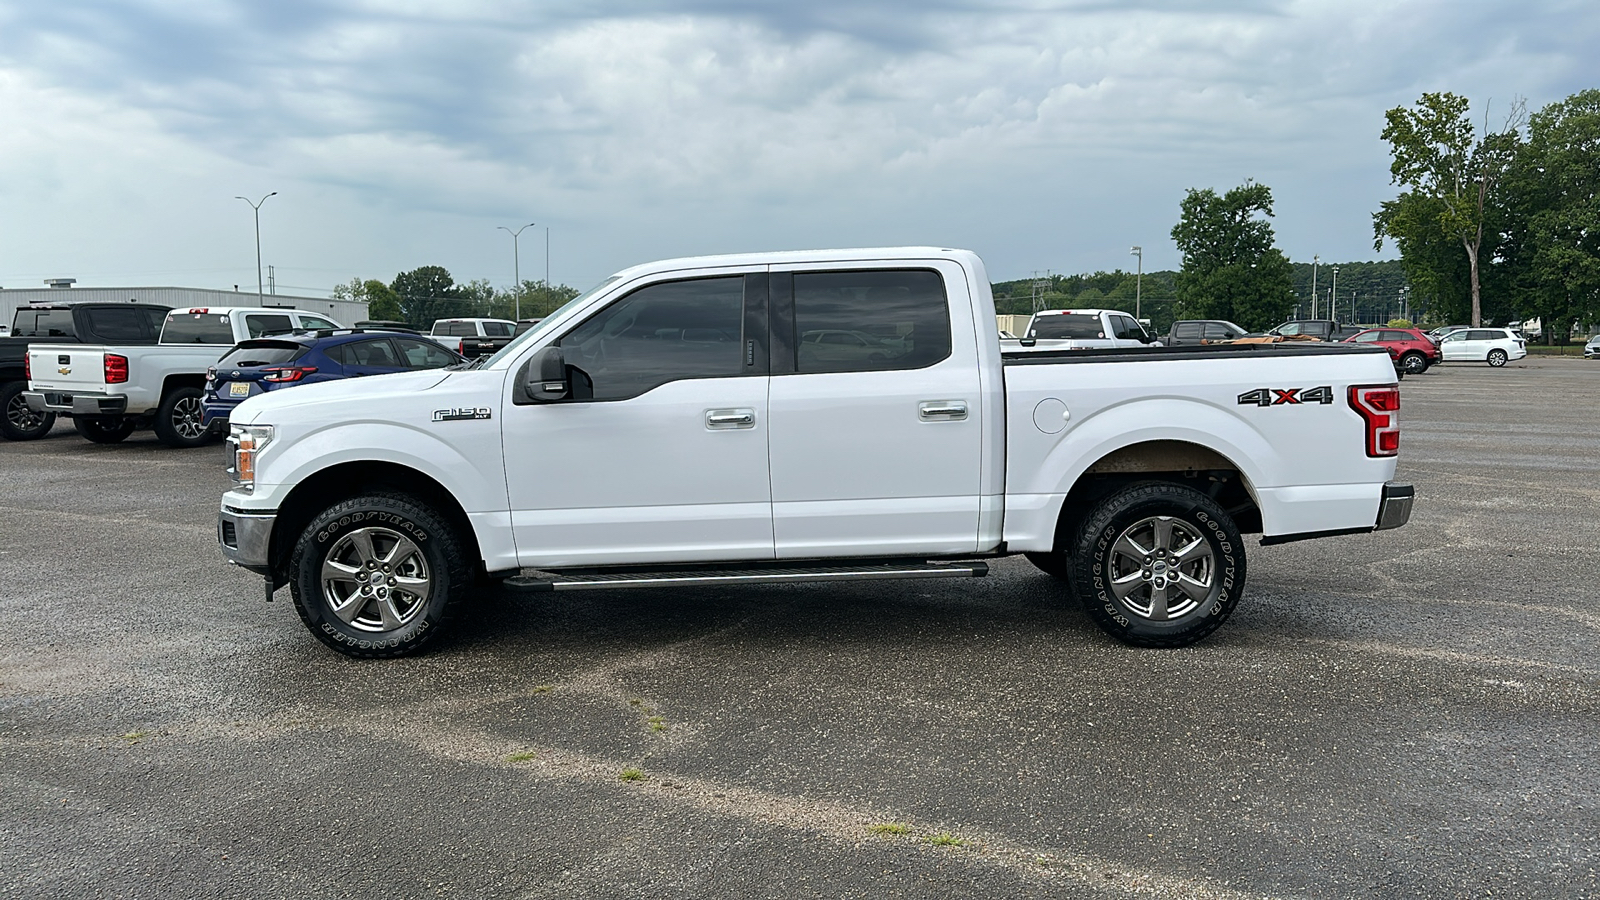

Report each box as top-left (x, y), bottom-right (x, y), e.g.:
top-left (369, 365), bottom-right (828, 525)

top-left (2, 381), bottom-right (55, 441)
top-left (1401, 352), bottom-right (1428, 374)
top-left (1071, 481), bottom-right (1246, 648)
top-left (1487, 349), bottom-right (1508, 367)
top-left (153, 386), bottom-right (215, 447)
top-left (73, 416), bottom-right (136, 444)
top-left (289, 493), bottom-right (472, 658)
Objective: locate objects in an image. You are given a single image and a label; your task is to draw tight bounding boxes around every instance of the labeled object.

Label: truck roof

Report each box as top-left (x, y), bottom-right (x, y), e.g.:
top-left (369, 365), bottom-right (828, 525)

top-left (605, 247), bottom-right (983, 282)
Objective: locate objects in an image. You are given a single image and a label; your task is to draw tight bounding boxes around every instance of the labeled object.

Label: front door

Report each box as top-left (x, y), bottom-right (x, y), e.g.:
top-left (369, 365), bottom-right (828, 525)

top-left (766, 263), bottom-right (983, 558)
top-left (502, 272), bottom-right (773, 568)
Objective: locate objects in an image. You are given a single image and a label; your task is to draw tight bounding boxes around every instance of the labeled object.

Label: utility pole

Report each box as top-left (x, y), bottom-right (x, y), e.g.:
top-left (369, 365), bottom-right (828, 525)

top-left (1130, 246), bottom-right (1143, 320)
top-left (1310, 254), bottom-right (1319, 320)
top-left (235, 192), bottom-right (277, 304)
top-left (1330, 265), bottom-right (1339, 322)
top-left (498, 222), bottom-right (536, 320)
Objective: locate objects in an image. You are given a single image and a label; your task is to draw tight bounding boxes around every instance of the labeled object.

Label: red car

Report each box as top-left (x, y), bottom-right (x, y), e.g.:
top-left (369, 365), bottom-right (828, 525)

top-left (1344, 328), bottom-right (1441, 374)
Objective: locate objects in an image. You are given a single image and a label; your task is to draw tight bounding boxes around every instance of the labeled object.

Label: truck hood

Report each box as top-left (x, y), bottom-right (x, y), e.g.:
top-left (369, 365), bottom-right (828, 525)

top-left (230, 369), bottom-right (455, 425)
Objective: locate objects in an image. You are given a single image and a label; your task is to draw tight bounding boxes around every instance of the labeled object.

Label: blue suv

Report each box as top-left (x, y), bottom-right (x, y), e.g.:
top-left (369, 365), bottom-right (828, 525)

top-left (202, 330), bottom-right (465, 429)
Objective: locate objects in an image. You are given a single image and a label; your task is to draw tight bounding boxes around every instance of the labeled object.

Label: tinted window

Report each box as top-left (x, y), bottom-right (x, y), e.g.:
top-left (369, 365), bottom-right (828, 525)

top-left (344, 338), bottom-right (402, 367)
top-left (1350, 331), bottom-right (1379, 343)
top-left (440, 322), bottom-right (476, 337)
top-left (395, 338), bottom-right (459, 369)
top-left (792, 270), bottom-right (951, 374)
top-left (141, 308), bottom-right (170, 334)
top-left (163, 313), bottom-right (234, 344)
top-left (482, 321), bottom-right (514, 337)
top-left (559, 276), bottom-right (745, 401)
top-left (1204, 323), bottom-right (1241, 340)
top-left (1379, 330), bottom-right (1409, 341)
top-left (84, 308), bottom-right (149, 342)
top-left (218, 342), bottom-right (306, 366)
top-left (300, 315), bottom-right (338, 330)
top-left (244, 314), bottom-right (295, 338)
top-left (1469, 330), bottom-right (1499, 341)
top-left (13, 309), bottom-right (76, 338)
top-left (1029, 314), bottom-right (1103, 340)
top-left (1174, 323), bottom-right (1202, 341)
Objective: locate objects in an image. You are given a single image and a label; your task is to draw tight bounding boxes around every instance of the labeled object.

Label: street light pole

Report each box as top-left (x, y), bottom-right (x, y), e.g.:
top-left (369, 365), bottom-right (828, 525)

top-left (1330, 265), bottom-right (1339, 323)
top-left (545, 226), bottom-right (550, 289)
top-left (235, 192), bottom-right (276, 304)
top-left (1129, 246), bottom-right (1142, 320)
top-left (1311, 254), bottom-right (1319, 320)
top-left (498, 222), bottom-right (536, 320)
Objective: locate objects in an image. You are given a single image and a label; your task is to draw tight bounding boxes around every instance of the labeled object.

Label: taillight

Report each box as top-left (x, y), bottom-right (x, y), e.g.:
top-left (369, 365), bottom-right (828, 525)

top-left (1349, 384), bottom-right (1400, 457)
top-left (23, 353), bottom-right (30, 380)
top-left (104, 354), bottom-right (129, 384)
top-left (261, 366), bottom-right (318, 383)
top-left (206, 366), bottom-right (217, 388)
top-left (458, 339), bottom-right (467, 355)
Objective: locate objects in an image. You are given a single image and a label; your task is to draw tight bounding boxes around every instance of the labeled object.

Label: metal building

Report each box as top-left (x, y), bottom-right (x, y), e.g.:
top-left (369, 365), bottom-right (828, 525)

top-left (1, 280), bottom-right (369, 329)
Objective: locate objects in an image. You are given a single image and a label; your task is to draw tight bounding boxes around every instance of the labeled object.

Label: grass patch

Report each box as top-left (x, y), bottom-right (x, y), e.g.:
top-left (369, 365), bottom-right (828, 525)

top-left (504, 751), bottom-right (539, 762)
top-left (926, 832), bottom-right (965, 847)
top-left (528, 685), bottom-right (553, 695)
top-left (868, 823), bottom-right (911, 836)
top-left (120, 731), bottom-right (147, 741)
top-left (619, 768), bottom-right (646, 782)
top-left (647, 716), bottom-right (667, 733)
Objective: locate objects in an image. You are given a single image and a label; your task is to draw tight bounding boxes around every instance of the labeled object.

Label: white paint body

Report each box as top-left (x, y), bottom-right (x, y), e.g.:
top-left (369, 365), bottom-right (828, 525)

top-left (221, 249), bottom-right (1400, 574)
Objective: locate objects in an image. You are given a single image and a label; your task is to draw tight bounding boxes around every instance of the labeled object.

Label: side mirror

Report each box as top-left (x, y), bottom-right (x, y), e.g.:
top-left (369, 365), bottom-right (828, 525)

top-left (518, 346), bottom-right (569, 403)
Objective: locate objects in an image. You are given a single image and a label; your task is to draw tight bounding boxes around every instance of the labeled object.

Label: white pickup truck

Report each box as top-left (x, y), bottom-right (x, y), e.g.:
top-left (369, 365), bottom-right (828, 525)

top-left (25, 306), bottom-right (342, 446)
top-left (1002, 308), bottom-right (1161, 352)
top-left (215, 248), bottom-right (1412, 658)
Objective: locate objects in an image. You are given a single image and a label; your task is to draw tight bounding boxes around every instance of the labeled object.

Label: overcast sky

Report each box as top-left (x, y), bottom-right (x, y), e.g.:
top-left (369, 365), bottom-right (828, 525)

top-left (1, 1), bottom-right (1595, 296)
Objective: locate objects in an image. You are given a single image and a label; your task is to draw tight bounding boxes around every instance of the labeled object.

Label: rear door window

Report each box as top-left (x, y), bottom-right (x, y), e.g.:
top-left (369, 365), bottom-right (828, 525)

top-left (481, 321), bottom-right (514, 337)
top-left (1174, 323), bottom-right (1201, 341)
top-left (84, 308), bottom-right (150, 342)
top-left (163, 312), bottom-right (235, 344)
top-left (346, 338), bottom-right (403, 367)
top-left (792, 269), bottom-right (951, 373)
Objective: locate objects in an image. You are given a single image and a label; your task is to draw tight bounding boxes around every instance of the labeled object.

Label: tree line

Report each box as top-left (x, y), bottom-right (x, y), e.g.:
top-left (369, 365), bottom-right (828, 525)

top-left (332, 266), bottom-right (581, 328)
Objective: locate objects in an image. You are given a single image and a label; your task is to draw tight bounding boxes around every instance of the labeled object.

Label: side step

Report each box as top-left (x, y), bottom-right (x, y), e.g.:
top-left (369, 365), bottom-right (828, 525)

top-left (502, 559), bottom-right (989, 593)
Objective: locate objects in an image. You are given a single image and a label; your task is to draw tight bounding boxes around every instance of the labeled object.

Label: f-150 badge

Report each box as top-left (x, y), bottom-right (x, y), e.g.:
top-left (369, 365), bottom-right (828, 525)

top-left (432, 407), bottom-right (493, 422)
top-left (1237, 386), bottom-right (1334, 406)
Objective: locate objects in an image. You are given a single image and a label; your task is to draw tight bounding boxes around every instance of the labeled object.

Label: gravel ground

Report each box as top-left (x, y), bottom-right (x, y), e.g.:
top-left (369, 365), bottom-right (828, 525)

top-left (2, 357), bottom-right (1596, 899)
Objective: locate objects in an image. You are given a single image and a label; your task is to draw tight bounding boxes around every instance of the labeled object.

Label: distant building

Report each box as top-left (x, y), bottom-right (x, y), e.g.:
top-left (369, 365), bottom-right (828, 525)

top-left (0, 280), bottom-right (369, 328)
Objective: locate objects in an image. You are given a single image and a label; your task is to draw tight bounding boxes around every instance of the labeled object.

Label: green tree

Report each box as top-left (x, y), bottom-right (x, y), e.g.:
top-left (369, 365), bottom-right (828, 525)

top-left (1169, 181), bottom-right (1295, 331)
top-left (332, 277), bottom-right (403, 321)
top-left (1376, 92), bottom-right (1523, 326)
top-left (391, 266), bottom-right (468, 328)
top-left (1508, 89), bottom-right (1600, 342)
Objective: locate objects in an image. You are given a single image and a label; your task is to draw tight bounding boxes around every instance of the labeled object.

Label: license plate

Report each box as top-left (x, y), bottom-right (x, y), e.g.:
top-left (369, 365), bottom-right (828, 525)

top-left (228, 382), bottom-right (251, 397)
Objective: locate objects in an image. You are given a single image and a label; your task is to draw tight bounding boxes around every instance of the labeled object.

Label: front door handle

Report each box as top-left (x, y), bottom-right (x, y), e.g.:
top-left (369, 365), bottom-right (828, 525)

top-left (919, 400), bottom-right (968, 421)
top-left (706, 408), bottom-right (756, 429)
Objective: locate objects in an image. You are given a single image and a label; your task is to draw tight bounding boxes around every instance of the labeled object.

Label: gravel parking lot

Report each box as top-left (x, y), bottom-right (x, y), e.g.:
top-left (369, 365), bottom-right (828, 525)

top-left (2, 358), bottom-right (1597, 899)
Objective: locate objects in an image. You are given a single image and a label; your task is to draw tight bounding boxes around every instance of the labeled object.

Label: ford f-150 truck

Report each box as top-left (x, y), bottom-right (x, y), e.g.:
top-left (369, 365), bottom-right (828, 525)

top-left (1002, 308), bottom-right (1160, 352)
top-left (215, 248), bottom-right (1412, 658)
top-left (25, 306), bottom-right (343, 447)
top-left (2, 302), bottom-right (173, 440)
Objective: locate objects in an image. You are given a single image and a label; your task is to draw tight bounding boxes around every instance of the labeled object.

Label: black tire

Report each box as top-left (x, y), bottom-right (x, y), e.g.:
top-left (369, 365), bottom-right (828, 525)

top-left (1487, 349), bottom-right (1508, 367)
top-left (153, 386), bottom-right (215, 448)
top-left (288, 493), bottom-right (472, 659)
top-left (1071, 481), bottom-right (1246, 648)
top-left (1401, 352), bottom-right (1428, 374)
top-left (73, 416), bottom-right (136, 444)
top-left (1024, 551), bottom-right (1072, 579)
top-left (2, 381), bottom-right (55, 441)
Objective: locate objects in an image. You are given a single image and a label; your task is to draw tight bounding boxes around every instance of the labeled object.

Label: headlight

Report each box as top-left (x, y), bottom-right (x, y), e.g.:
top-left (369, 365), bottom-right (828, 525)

top-left (227, 424), bottom-right (274, 492)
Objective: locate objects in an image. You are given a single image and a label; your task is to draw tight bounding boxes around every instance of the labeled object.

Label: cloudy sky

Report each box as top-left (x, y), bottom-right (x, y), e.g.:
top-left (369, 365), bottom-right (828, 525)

top-left (1, 1), bottom-right (1595, 297)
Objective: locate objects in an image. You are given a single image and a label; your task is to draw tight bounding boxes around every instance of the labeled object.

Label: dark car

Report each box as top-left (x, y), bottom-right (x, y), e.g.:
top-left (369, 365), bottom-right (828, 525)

top-left (1343, 327), bottom-right (1441, 374)
top-left (1166, 319), bottom-right (1247, 346)
top-left (201, 330), bottom-right (465, 429)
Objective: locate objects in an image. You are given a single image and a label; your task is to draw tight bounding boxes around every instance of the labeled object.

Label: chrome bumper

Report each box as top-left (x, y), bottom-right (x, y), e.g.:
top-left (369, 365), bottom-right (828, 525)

top-left (218, 506), bottom-right (276, 574)
top-left (23, 391), bottom-right (128, 416)
top-left (1375, 482), bottom-right (1414, 531)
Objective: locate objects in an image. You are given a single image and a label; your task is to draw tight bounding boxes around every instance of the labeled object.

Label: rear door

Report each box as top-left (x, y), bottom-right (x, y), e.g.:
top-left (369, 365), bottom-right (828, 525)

top-left (766, 261), bottom-right (982, 557)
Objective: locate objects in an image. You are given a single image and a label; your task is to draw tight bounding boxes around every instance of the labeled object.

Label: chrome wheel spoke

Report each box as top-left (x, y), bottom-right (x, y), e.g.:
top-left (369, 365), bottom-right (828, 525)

top-left (332, 594), bottom-right (369, 624)
top-left (1150, 517), bottom-right (1174, 553)
top-left (1110, 570), bottom-right (1145, 600)
top-left (321, 525), bottom-right (430, 634)
top-left (1172, 537), bottom-right (1208, 562)
top-left (322, 558), bottom-right (361, 584)
top-left (348, 530), bottom-right (379, 567)
top-left (394, 574), bottom-right (429, 595)
top-left (1173, 572), bottom-right (1211, 603)
top-left (383, 535), bottom-right (422, 568)
top-left (376, 596), bottom-right (404, 630)
top-left (1147, 583), bottom-right (1170, 621)
top-left (1113, 534), bottom-right (1150, 563)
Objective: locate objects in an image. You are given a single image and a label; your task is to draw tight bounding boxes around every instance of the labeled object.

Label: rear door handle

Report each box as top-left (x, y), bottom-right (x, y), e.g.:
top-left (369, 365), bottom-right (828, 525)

top-left (706, 408), bottom-right (756, 429)
top-left (919, 400), bottom-right (968, 421)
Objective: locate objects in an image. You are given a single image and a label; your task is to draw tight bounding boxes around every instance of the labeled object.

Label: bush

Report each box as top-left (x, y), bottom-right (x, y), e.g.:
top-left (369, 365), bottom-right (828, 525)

top-left (1387, 318), bottom-right (1413, 328)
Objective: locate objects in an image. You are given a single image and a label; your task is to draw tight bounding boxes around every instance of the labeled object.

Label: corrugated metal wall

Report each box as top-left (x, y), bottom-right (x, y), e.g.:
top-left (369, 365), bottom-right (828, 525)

top-left (1, 286), bottom-right (368, 330)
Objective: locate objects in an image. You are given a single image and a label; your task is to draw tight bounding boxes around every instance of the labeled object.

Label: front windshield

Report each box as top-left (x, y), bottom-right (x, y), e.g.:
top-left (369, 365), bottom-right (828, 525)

top-left (480, 276), bottom-right (623, 368)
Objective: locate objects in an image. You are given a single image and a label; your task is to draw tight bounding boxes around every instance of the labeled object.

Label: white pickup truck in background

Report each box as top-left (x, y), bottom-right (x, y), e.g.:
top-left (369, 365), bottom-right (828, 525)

top-left (215, 247), bottom-right (1411, 658)
top-left (25, 306), bottom-right (342, 447)
top-left (1003, 307), bottom-right (1161, 351)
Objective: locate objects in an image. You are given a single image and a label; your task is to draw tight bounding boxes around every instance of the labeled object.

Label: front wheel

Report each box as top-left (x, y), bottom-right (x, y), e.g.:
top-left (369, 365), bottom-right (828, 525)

top-left (1487, 349), bottom-right (1508, 367)
top-left (1401, 352), bottom-right (1428, 374)
top-left (2, 381), bottom-right (55, 441)
top-left (153, 386), bottom-right (215, 447)
top-left (1071, 481), bottom-right (1246, 648)
top-left (288, 493), bottom-right (472, 658)
top-left (73, 415), bottom-right (136, 444)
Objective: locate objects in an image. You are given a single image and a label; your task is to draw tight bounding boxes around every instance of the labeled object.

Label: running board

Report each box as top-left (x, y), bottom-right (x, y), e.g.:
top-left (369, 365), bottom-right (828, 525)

top-left (502, 560), bottom-right (989, 593)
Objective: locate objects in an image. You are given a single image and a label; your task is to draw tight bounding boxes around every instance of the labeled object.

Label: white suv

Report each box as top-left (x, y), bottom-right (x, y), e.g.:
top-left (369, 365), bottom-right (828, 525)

top-left (1584, 334), bottom-right (1599, 359)
top-left (1438, 327), bottom-right (1527, 367)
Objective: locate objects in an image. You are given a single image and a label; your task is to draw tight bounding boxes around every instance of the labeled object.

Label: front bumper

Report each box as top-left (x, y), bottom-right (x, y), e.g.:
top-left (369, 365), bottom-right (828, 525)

top-left (218, 505), bottom-right (276, 574)
top-left (1375, 482), bottom-right (1414, 531)
top-left (24, 391), bottom-right (128, 416)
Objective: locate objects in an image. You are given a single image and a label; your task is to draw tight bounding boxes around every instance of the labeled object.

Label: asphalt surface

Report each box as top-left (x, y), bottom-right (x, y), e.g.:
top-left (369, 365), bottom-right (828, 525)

top-left (2, 357), bottom-right (1596, 899)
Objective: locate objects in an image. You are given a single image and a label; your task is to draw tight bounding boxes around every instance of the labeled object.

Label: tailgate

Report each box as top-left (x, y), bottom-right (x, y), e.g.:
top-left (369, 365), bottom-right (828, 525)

top-left (26, 345), bottom-right (111, 391)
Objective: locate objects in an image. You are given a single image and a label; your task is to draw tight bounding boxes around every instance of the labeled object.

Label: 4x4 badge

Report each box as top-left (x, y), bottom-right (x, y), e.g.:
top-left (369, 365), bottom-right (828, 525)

top-left (432, 407), bottom-right (492, 422)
